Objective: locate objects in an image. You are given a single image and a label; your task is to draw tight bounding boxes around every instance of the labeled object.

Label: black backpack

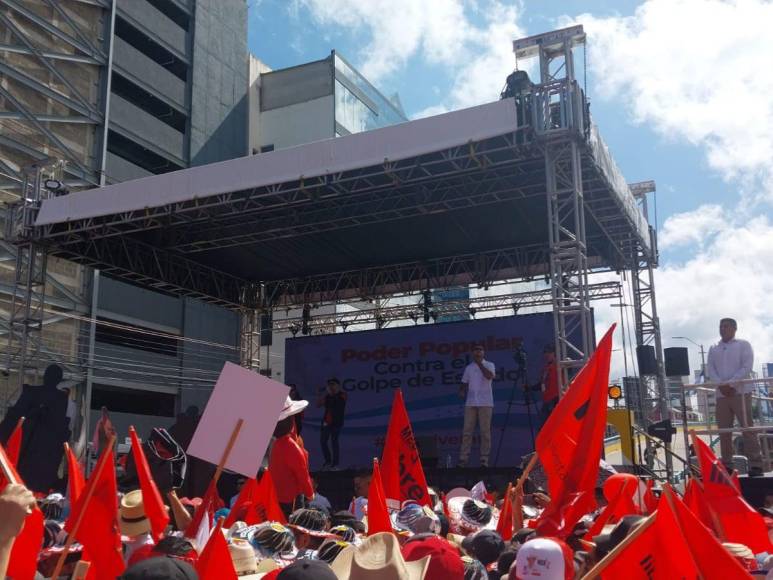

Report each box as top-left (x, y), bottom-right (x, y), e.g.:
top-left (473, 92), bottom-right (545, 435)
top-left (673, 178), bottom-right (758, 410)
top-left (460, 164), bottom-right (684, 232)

top-left (124, 427), bottom-right (187, 492)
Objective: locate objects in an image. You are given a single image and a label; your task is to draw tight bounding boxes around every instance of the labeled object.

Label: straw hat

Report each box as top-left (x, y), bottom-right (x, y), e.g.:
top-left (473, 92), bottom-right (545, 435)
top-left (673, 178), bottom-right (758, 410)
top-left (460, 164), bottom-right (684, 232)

top-left (331, 532), bottom-right (430, 580)
top-left (447, 496), bottom-right (499, 535)
top-left (278, 396), bottom-right (308, 421)
top-left (119, 490), bottom-right (152, 537)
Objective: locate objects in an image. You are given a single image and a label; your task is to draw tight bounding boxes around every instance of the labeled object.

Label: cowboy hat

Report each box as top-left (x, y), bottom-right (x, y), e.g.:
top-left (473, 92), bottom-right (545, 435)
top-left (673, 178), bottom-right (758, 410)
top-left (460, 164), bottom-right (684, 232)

top-left (331, 532), bottom-right (430, 580)
top-left (278, 396), bottom-right (308, 421)
top-left (447, 496), bottom-right (499, 535)
top-left (119, 490), bottom-right (152, 537)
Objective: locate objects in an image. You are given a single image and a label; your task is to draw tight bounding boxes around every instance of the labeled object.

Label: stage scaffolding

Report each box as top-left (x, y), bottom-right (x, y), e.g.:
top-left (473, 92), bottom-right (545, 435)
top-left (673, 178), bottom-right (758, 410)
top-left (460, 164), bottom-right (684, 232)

top-left (4, 25), bottom-right (669, 470)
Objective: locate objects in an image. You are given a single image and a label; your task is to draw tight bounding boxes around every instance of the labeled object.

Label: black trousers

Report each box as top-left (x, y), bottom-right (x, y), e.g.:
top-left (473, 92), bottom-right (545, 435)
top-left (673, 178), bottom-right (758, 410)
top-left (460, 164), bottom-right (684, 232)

top-left (320, 424), bottom-right (342, 465)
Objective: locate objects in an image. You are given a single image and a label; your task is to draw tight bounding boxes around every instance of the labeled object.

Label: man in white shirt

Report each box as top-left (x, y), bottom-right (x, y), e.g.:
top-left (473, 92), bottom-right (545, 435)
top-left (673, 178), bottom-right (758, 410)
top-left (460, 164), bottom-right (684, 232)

top-left (706, 317), bottom-right (763, 475)
top-left (458, 345), bottom-right (497, 468)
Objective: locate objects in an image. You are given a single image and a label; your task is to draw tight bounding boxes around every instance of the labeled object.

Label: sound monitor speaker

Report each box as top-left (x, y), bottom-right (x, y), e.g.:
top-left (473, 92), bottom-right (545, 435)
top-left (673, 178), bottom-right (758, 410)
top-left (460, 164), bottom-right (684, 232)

top-left (259, 312), bottom-right (273, 346)
top-left (415, 435), bottom-right (439, 468)
top-left (664, 347), bottom-right (690, 377)
top-left (636, 345), bottom-right (658, 376)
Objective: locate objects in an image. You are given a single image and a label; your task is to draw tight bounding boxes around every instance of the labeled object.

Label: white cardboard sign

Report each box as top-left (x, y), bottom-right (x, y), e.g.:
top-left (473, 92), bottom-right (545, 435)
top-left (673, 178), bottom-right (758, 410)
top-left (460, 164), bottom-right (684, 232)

top-left (186, 362), bottom-right (288, 478)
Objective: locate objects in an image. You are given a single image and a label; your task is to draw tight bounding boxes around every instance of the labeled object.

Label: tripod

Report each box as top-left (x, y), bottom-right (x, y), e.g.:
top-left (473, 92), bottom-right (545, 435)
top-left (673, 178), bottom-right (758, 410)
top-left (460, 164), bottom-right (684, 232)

top-left (493, 351), bottom-right (535, 467)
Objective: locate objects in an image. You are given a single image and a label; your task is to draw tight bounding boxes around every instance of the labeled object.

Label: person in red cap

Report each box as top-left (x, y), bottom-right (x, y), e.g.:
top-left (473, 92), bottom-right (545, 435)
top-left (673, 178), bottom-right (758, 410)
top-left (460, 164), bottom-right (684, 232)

top-left (270, 395), bottom-right (314, 516)
top-left (402, 533), bottom-right (465, 580)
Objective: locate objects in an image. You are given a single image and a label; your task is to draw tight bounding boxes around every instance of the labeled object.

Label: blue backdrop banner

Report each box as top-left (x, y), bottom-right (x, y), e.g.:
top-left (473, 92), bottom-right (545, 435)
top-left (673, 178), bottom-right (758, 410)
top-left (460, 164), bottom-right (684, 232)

top-left (284, 313), bottom-right (557, 469)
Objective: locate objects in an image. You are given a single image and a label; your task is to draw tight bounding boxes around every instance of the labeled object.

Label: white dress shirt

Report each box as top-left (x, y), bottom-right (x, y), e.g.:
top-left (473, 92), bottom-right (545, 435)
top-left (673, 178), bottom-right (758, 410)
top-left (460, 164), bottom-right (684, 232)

top-left (706, 338), bottom-right (754, 396)
top-left (462, 360), bottom-right (496, 407)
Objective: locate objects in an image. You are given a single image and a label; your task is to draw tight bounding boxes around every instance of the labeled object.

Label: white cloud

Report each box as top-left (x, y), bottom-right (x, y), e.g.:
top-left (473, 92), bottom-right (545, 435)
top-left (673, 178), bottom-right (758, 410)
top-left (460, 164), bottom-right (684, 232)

top-left (294, 0), bottom-right (525, 114)
top-left (570, 0), bottom-right (773, 202)
top-left (658, 204), bottom-right (727, 249)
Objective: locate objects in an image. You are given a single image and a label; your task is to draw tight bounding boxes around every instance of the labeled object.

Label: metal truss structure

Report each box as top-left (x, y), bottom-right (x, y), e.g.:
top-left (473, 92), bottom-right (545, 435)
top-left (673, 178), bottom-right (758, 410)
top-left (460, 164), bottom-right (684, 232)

top-left (271, 281), bottom-right (621, 334)
top-left (4, 25), bottom-right (666, 456)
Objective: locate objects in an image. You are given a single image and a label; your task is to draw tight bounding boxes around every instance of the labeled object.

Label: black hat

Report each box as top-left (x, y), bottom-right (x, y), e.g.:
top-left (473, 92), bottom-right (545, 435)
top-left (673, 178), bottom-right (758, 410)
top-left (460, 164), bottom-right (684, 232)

top-left (277, 559), bottom-right (337, 580)
top-left (592, 515), bottom-right (646, 557)
top-left (512, 527), bottom-right (536, 545)
top-left (331, 510), bottom-right (365, 533)
top-left (496, 548), bottom-right (517, 575)
top-left (462, 529), bottom-right (505, 566)
top-left (329, 524), bottom-right (356, 542)
top-left (289, 508), bottom-right (331, 537)
top-left (119, 557), bottom-right (199, 580)
top-left (317, 539), bottom-right (351, 564)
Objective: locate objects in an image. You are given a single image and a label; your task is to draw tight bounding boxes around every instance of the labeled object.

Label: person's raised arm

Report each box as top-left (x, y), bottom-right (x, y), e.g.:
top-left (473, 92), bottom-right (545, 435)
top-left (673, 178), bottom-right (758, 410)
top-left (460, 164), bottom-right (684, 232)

top-left (0, 483), bottom-right (36, 579)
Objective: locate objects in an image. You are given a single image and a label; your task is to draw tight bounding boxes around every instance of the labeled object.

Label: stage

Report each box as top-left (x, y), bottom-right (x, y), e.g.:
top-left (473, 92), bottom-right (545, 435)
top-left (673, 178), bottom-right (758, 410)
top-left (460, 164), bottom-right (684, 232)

top-left (738, 471), bottom-right (773, 507)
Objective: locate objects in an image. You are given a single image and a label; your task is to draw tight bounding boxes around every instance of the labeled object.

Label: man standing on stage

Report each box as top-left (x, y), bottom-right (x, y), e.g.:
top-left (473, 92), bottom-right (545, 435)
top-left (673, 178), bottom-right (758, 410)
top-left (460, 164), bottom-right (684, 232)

top-left (458, 345), bottom-right (496, 468)
top-left (706, 317), bottom-right (763, 476)
top-left (536, 344), bottom-right (559, 426)
top-left (317, 378), bottom-right (347, 470)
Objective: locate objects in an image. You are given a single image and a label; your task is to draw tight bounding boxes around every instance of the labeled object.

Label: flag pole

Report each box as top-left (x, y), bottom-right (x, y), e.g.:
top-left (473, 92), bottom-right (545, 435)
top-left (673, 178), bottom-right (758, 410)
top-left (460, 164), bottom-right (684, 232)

top-left (0, 446), bottom-right (19, 485)
top-left (688, 430), bottom-right (727, 541)
top-left (213, 418), bottom-right (244, 485)
top-left (581, 512), bottom-right (656, 579)
top-left (50, 434), bottom-right (116, 580)
top-left (514, 452), bottom-right (538, 490)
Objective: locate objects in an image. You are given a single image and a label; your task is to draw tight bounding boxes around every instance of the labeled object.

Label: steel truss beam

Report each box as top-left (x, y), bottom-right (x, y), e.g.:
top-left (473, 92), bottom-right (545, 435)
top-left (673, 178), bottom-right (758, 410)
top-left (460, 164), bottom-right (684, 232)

top-left (262, 244), bottom-right (553, 308)
top-left (272, 281), bottom-right (621, 333)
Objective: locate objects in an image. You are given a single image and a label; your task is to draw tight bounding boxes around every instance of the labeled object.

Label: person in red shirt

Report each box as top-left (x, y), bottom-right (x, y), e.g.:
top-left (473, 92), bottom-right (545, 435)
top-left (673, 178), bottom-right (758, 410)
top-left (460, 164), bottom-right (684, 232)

top-left (537, 344), bottom-right (559, 427)
top-left (269, 396), bottom-right (315, 517)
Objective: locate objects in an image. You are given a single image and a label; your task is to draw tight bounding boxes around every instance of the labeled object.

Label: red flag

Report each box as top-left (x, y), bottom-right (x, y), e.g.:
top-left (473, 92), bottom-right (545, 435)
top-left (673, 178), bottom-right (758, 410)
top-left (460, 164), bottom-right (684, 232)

top-left (224, 469), bottom-right (286, 528)
top-left (585, 477), bottom-right (637, 540)
top-left (596, 490), bottom-right (700, 579)
top-left (683, 478), bottom-right (714, 530)
top-left (380, 390), bottom-right (431, 507)
top-left (665, 486), bottom-right (750, 579)
top-left (185, 479), bottom-right (222, 539)
top-left (534, 325), bottom-right (615, 537)
top-left (496, 484), bottom-right (513, 541)
top-left (367, 458), bottom-right (392, 535)
top-left (693, 434), bottom-right (772, 553)
top-left (65, 446), bottom-right (125, 580)
top-left (6, 417), bottom-right (23, 466)
top-left (0, 442), bottom-right (44, 580)
top-left (196, 519), bottom-right (238, 580)
top-left (642, 480), bottom-right (659, 514)
top-left (129, 427), bottom-right (169, 541)
top-left (731, 470), bottom-right (741, 493)
top-left (65, 443), bottom-right (85, 504)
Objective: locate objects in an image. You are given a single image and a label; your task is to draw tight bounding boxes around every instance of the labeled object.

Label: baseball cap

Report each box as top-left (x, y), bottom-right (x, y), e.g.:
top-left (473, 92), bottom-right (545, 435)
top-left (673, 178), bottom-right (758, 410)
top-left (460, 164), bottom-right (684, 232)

top-left (462, 529), bottom-right (506, 565)
top-left (510, 537), bottom-right (574, 580)
top-left (402, 534), bottom-right (465, 580)
top-left (277, 559), bottom-right (337, 579)
top-left (119, 557), bottom-right (199, 580)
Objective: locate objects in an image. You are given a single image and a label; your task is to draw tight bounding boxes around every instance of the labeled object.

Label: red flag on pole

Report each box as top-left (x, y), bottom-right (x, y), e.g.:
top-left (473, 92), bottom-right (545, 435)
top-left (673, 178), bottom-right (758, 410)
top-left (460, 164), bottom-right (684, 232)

top-left (584, 477), bottom-right (637, 540)
top-left (496, 484), bottom-right (513, 541)
top-left (129, 427), bottom-right (169, 541)
top-left (692, 434), bottom-right (772, 552)
top-left (642, 479), bottom-right (659, 514)
top-left (591, 489), bottom-right (701, 579)
top-left (64, 446), bottom-right (125, 580)
top-left (224, 469), bottom-right (286, 528)
top-left (665, 486), bottom-right (750, 579)
top-left (380, 390), bottom-right (431, 507)
top-left (534, 325), bottom-right (615, 537)
top-left (185, 478), bottom-right (222, 539)
top-left (6, 417), bottom-right (23, 466)
top-left (65, 443), bottom-right (85, 504)
top-left (367, 458), bottom-right (392, 535)
top-left (196, 519), bottom-right (238, 580)
top-left (0, 442), bottom-right (44, 580)
top-left (683, 477), bottom-right (714, 530)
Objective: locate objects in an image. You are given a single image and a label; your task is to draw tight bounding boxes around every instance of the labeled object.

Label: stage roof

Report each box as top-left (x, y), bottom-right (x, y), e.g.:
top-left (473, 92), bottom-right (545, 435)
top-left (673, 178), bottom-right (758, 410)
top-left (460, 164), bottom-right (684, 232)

top-left (33, 98), bottom-right (651, 308)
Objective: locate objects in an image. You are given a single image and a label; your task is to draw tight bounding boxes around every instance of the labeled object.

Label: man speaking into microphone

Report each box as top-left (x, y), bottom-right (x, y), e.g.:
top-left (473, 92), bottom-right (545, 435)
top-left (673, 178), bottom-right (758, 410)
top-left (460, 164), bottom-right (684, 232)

top-left (458, 344), bottom-right (496, 468)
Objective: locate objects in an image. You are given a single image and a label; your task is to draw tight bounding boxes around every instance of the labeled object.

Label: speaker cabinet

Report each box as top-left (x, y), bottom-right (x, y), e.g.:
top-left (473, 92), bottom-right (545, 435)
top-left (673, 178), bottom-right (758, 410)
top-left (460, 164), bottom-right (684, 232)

top-left (664, 347), bottom-right (690, 377)
top-left (636, 345), bottom-right (658, 376)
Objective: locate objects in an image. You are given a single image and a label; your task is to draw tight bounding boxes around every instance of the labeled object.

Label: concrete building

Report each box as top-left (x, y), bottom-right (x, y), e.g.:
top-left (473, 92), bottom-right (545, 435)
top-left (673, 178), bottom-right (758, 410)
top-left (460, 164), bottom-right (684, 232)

top-left (0, 0), bottom-right (249, 437)
top-left (247, 51), bottom-right (407, 381)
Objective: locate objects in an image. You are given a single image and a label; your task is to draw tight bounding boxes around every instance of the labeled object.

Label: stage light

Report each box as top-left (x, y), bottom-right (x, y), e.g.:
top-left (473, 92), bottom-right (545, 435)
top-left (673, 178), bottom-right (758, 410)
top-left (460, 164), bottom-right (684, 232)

top-left (375, 314), bottom-right (385, 329)
top-left (289, 323), bottom-right (300, 337)
top-left (469, 307), bottom-right (477, 318)
top-left (341, 321), bottom-right (349, 332)
top-left (409, 312), bottom-right (419, 325)
top-left (608, 384), bottom-right (622, 400)
top-left (430, 310), bottom-right (438, 322)
top-left (512, 303), bottom-right (520, 314)
top-left (301, 304), bottom-right (311, 335)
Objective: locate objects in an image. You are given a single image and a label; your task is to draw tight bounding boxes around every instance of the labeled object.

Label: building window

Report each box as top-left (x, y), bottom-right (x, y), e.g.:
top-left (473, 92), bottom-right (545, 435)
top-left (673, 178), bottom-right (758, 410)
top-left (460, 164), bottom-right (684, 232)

top-left (95, 317), bottom-right (179, 357)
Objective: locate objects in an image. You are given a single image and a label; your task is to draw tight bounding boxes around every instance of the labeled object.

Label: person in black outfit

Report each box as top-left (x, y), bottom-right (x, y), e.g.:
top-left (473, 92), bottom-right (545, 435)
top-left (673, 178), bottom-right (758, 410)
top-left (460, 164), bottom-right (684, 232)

top-left (317, 378), bottom-right (347, 470)
top-left (288, 384), bottom-right (304, 435)
top-left (0, 364), bottom-right (71, 492)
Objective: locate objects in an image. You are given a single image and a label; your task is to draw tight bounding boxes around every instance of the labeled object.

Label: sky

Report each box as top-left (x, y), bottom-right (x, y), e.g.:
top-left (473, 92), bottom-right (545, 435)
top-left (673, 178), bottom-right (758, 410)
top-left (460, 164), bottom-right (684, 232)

top-left (249, 0), bottom-right (773, 380)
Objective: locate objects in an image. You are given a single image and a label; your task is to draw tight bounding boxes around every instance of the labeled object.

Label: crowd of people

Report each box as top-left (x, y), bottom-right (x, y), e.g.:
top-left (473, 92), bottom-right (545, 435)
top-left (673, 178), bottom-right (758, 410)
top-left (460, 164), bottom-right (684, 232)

top-left (0, 319), bottom-right (771, 579)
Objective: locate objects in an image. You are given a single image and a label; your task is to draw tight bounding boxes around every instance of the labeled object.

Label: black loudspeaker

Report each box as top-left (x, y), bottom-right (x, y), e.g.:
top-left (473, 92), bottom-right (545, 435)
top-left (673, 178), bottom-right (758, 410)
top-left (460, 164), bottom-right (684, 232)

top-left (636, 345), bottom-right (658, 376)
top-left (259, 312), bottom-right (273, 346)
top-left (664, 347), bottom-right (690, 377)
top-left (415, 435), bottom-right (439, 468)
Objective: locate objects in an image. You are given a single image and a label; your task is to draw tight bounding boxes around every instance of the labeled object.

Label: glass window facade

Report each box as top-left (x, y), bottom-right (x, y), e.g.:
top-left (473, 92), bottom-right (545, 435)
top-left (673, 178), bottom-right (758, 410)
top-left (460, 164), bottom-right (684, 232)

top-left (333, 53), bottom-right (407, 134)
